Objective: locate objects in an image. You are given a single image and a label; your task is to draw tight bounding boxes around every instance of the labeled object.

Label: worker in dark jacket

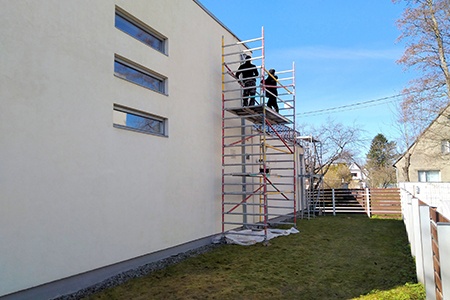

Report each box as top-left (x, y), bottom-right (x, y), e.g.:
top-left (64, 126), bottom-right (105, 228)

top-left (265, 69), bottom-right (279, 113)
top-left (235, 55), bottom-right (259, 106)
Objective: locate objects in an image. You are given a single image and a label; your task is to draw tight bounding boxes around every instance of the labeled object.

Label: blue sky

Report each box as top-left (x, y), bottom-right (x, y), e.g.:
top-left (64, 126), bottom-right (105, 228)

top-left (199, 0), bottom-right (417, 157)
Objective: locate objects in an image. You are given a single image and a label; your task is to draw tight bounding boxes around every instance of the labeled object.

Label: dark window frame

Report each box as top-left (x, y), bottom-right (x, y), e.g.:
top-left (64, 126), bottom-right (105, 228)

top-left (115, 8), bottom-right (166, 54)
top-left (114, 58), bottom-right (166, 94)
top-left (113, 105), bottom-right (168, 137)
top-left (418, 170), bottom-right (441, 182)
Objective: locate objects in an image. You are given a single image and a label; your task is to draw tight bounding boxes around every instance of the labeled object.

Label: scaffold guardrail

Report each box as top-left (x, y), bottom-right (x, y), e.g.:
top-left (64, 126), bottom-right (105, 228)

top-left (221, 27), bottom-right (297, 243)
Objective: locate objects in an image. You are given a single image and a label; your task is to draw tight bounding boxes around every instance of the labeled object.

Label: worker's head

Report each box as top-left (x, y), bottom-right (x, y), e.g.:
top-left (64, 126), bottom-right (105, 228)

top-left (244, 55), bottom-right (251, 61)
top-left (269, 69), bottom-right (276, 75)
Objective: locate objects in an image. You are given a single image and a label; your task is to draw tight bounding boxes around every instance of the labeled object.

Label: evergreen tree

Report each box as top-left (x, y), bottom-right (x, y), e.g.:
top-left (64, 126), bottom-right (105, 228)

top-left (365, 134), bottom-right (398, 188)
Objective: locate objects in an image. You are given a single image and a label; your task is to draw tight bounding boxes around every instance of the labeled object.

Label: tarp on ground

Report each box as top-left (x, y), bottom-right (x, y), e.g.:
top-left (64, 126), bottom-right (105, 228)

top-left (225, 227), bottom-right (299, 246)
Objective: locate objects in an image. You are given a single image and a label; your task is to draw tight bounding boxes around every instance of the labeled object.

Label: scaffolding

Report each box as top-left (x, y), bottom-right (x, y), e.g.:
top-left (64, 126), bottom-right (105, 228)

top-left (297, 136), bottom-right (324, 218)
top-left (221, 28), bottom-right (297, 243)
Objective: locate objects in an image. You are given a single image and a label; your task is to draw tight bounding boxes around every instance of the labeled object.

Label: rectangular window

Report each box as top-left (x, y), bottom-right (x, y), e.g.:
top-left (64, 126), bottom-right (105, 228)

top-left (114, 59), bottom-right (165, 94)
top-left (418, 170), bottom-right (440, 182)
top-left (442, 140), bottom-right (450, 154)
top-left (113, 105), bottom-right (167, 136)
top-left (115, 9), bottom-right (165, 53)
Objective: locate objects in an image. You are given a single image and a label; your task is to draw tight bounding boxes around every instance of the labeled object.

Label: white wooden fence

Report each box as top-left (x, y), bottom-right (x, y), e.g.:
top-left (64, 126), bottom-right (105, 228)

top-left (399, 182), bottom-right (450, 300)
top-left (316, 188), bottom-right (401, 218)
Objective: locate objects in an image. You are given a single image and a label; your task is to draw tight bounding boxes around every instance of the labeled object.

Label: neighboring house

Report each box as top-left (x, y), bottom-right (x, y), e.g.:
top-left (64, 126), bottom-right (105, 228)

top-left (349, 162), bottom-right (367, 188)
top-left (0, 1), bottom-right (301, 299)
top-left (394, 104), bottom-right (450, 182)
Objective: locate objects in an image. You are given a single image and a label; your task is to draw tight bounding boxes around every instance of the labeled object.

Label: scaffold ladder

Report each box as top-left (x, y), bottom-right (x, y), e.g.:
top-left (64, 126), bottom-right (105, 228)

top-left (297, 136), bottom-right (324, 218)
top-left (221, 27), bottom-right (297, 243)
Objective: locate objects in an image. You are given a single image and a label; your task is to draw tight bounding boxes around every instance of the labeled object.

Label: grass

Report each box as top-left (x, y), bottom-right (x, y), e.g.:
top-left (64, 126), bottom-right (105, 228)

top-left (85, 215), bottom-right (419, 300)
top-left (352, 283), bottom-right (425, 299)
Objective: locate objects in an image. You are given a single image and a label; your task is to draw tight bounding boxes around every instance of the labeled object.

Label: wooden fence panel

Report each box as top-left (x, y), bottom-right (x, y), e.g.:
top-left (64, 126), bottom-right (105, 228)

top-left (369, 188), bottom-right (401, 218)
top-left (429, 206), bottom-right (450, 300)
top-left (311, 188), bottom-right (402, 218)
top-left (317, 189), bottom-right (367, 214)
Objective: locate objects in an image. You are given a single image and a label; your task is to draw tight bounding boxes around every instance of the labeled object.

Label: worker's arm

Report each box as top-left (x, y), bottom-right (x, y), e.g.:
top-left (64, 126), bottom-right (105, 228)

top-left (235, 67), bottom-right (241, 80)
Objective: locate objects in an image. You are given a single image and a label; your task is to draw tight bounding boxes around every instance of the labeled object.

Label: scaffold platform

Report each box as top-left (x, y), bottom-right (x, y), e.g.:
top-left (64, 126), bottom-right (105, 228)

top-left (224, 105), bottom-right (292, 125)
top-left (221, 27), bottom-right (298, 243)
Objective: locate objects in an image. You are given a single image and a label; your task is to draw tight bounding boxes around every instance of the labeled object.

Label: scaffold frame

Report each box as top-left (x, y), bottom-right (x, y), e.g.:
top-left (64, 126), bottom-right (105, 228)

top-left (296, 136), bottom-right (325, 219)
top-left (221, 27), bottom-right (298, 243)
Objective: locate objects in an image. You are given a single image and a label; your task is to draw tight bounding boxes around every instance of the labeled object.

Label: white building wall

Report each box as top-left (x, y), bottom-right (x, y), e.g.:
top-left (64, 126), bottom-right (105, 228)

top-left (0, 0), bottom-right (240, 296)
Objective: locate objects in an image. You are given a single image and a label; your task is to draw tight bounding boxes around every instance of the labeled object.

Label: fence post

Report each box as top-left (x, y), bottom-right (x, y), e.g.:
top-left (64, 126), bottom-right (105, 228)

top-left (412, 198), bottom-right (424, 284)
top-left (438, 223), bottom-right (450, 299)
top-left (365, 188), bottom-right (371, 217)
top-left (418, 204), bottom-right (435, 299)
top-left (332, 189), bottom-right (335, 216)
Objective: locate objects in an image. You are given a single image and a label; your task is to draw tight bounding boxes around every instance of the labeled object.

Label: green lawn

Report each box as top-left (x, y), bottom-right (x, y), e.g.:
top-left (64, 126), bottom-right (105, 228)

top-left (85, 215), bottom-right (421, 300)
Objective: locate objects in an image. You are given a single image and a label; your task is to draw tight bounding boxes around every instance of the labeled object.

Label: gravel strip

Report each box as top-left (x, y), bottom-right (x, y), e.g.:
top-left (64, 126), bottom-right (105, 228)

top-left (52, 241), bottom-right (225, 300)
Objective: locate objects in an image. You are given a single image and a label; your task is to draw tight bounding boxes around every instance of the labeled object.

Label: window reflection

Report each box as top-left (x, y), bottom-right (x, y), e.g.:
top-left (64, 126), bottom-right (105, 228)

top-left (418, 170), bottom-right (440, 182)
top-left (115, 13), bottom-right (164, 53)
top-left (113, 109), bottom-right (164, 135)
top-left (114, 61), bottom-right (163, 93)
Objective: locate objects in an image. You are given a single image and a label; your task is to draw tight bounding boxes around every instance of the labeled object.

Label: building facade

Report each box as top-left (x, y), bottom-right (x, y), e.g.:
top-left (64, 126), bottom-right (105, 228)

top-left (1, 1), bottom-right (304, 299)
top-left (349, 162), bottom-right (367, 188)
top-left (394, 104), bottom-right (450, 183)
top-left (0, 1), bottom-right (245, 298)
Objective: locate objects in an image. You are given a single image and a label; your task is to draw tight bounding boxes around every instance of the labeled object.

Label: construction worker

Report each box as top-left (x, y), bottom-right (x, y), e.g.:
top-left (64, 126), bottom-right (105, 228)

top-left (235, 55), bottom-right (259, 106)
top-left (265, 69), bottom-right (279, 113)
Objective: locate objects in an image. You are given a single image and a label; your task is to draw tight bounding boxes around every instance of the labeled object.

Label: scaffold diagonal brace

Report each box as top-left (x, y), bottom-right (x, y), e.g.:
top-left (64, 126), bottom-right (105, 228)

top-left (264, 120), bottom-right (294, 154)
top-left (227, 185), bottom-right (264, 214)
top-left (264, 175), bottom-right (290, 201)
top-left (224, 63), bottom-right (243, 87)
top-left (265, 144), bottom-right (292, 154)
top-left (226, 134), bottom-right (260, 147)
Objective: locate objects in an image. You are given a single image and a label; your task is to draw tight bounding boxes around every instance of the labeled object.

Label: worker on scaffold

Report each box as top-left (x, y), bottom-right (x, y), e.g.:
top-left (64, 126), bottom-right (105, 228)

top-left (265, 69), bottom-right (279, 113)
top-left (235, 55), bottom-right (259, 106)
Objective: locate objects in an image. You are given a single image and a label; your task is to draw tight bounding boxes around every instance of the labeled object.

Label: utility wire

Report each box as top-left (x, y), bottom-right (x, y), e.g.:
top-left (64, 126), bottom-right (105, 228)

top-left (296, 92), bottom-right (409, 117)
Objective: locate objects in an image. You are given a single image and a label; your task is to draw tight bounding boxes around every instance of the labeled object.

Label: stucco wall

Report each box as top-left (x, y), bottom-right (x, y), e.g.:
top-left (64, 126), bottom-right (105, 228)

top-left (0, 0), bottom-right (240, 296)
top-left (395, 110), bottom-right (450, 182)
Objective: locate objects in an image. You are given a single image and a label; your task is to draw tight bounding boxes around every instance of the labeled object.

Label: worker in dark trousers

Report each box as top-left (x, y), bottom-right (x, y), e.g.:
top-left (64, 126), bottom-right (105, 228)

top-left (265, 69), bottom-right (279, 113)
top-left (235, 55), bottom-right (259, 106)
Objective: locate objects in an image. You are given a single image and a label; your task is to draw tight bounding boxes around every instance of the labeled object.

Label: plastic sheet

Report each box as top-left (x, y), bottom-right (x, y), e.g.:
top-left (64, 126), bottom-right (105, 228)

top-left (225, 227), bottom-right (299, 246)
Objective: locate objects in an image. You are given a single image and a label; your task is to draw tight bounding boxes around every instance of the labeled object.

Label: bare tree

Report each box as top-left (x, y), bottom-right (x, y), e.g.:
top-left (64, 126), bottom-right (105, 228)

top-left (323, 163), bottom-right (352, 189)
top-left (392, 0), bottom-right (450, 180)
top-left (394, 0), bottom-right (450, 93)
top-left (298, 118), bottom-right (365, 180)
top-left (394, 0), bottom-right (450, 125)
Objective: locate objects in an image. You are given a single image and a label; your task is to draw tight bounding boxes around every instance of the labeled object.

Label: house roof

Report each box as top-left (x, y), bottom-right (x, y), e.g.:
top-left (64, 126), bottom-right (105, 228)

top-left (393, 102), bottom-right (450, 167)
top-left (349, 162), bottom-right (369, 177)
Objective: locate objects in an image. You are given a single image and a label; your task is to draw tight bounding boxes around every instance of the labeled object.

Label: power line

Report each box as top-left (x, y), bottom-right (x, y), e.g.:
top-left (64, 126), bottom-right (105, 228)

top-left (296, 92), bottom-right (408, 117)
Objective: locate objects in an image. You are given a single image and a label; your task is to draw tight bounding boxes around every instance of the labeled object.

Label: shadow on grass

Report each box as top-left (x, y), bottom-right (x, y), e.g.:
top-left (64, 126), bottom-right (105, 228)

top-left (85, 214), bottom-right (417, 300)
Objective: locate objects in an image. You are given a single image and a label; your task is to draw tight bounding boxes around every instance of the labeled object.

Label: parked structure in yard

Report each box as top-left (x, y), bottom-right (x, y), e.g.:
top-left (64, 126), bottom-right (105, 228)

top-left (394, 104), bottom-right (450, 182)
top-left (0, 1), bottom-right (304, 299)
